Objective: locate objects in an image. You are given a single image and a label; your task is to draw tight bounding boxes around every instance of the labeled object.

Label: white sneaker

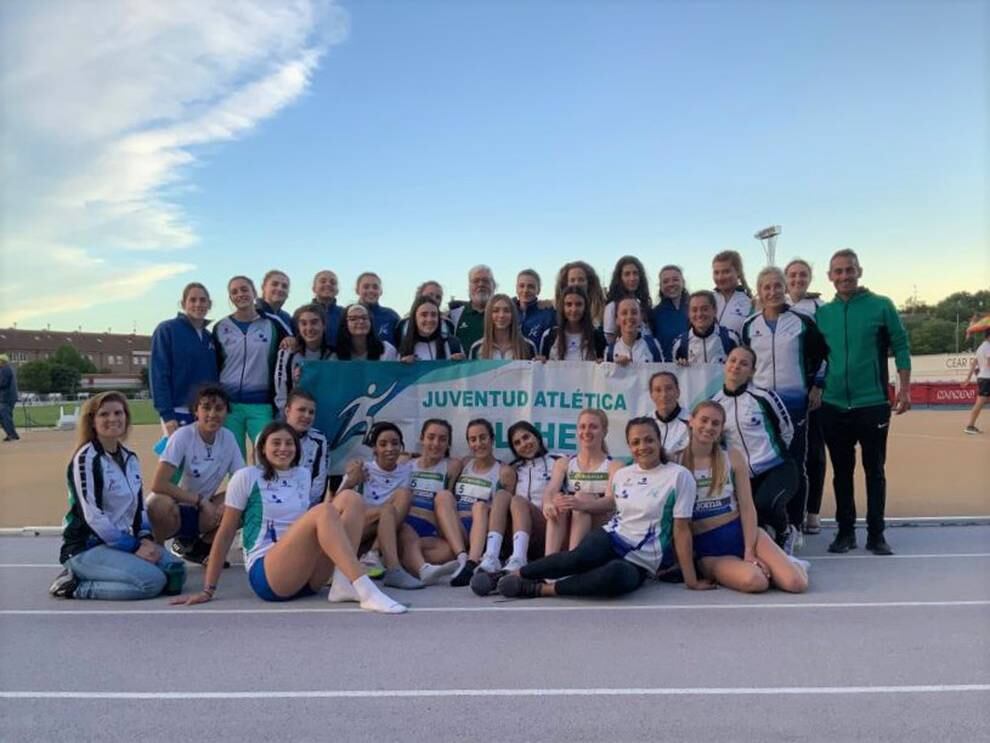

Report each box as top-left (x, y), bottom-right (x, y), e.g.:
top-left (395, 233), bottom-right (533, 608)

top-left (359, 549), bottom-right (385, 579)
top-left (503, 556), bottom-right (527, 573)
top-left (781, 525), bottom-right (800, 556)
top-left (478, 555), bottom-right (501, 574)
top-left (793, 528), bottom-right (804, 553)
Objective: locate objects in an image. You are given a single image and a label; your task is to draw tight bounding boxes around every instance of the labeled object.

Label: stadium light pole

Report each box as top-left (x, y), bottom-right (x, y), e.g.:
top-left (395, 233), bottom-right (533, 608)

top-left (754, 225), bottom-right (782, 266)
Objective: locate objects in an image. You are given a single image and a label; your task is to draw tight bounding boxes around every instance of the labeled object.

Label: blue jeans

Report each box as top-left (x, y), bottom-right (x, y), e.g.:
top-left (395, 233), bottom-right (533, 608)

top-left (68, 545), bottom-right (180, 600)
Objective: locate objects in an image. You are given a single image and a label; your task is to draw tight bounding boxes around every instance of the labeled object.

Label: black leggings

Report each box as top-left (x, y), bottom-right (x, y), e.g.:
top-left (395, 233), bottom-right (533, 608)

top-left (751, 458), bottom-right (797, 541)
top-left (804, 407), bottom-right (826, 516)
top-left (520, 528), bottom-right (647, 597)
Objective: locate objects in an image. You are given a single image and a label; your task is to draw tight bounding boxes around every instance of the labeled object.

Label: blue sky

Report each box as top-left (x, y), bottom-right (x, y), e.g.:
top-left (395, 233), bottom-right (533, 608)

top-left (1, 0), bottom-right (986, 334)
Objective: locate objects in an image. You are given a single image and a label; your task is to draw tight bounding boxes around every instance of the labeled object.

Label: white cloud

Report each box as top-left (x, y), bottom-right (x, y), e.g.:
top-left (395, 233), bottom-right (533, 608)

top-left (0, 0), bottom-right (347, 324)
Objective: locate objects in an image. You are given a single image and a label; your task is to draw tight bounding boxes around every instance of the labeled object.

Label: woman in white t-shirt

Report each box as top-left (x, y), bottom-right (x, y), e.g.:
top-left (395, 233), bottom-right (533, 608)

top-left (336, 422), bottom-right (424, 590)
top-left (146, 385), bottom-right (244, 564)
top-left (603, 255), bottom-right (652, 344)
top-left (171, 422), bottom-right (405, 613)
top-left (964, 328), bottom-right (990, 434)
top-left (496, 416), bottom-right (698, 599)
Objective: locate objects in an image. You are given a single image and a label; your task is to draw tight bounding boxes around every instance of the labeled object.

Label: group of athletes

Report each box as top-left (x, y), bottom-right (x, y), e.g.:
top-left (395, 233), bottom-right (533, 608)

top-left (50, 248), bottom-right (918, 613)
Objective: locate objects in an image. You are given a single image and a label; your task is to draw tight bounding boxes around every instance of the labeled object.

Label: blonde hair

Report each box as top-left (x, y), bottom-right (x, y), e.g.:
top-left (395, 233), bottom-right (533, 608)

top-left (479, 294), bottom-right (531, 359)
top-left (577, 408), bottom-right (610, 454)
top-left (712, 250), bottom-right (752, 297)
top-left (755, 265), bottom-right (786, 292)
top-left (681, 400), bottom-right (728, 497)
top-left (75, 391), bottom-right (132, 453)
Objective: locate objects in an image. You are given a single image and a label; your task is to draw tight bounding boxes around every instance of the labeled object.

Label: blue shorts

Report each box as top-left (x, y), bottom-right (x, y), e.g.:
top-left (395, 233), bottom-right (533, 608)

top-left (248, 556), bottom-right (317, 602)
top-left (406, 495), bottom-right (473, 538)
top-left (693, 519), bottom-right (745, 559)
top-left (176, 505), bottom-right (200, 541)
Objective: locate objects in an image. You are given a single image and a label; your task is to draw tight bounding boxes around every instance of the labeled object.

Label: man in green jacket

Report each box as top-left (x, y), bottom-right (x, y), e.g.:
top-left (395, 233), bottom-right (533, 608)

top-left (817, 249), bottom-right (911, 555)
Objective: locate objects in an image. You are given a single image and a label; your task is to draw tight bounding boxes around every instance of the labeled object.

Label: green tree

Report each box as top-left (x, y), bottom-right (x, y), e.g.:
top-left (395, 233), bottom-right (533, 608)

top-left (17, 361), bottom-right (52, 394)
top-left (932, 291), bottom-right (990, 323)
top-left (49, 363), bottom-right (81, 396)
top-left (52, 345), bottom-right (98, 373)
top-left (904, 317), bottom-right (957, 355)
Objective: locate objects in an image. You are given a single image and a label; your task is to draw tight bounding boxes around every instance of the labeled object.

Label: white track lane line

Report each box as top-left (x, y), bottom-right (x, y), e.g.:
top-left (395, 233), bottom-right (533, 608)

top-left (1, 684), bottom-right (988, 700)
top-left (2, 600), bottom-right (988, 616)
top-left (3, 553), bottom-right (989, 569)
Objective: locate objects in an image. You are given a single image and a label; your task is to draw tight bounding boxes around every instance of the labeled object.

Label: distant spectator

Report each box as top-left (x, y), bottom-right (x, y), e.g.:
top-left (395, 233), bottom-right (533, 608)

top-left (963, 328), bottom-right (990, 434)
top-left (0, 354), bottom-right (19, 442)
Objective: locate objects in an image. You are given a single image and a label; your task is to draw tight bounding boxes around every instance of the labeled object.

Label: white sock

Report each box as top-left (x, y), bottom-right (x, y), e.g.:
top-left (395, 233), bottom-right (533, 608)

top-left (353, 574), bottom-right (407, 614)
top-left (327, 570), bottom-right (359, 603)
top-left (511, 531), bottom-right (530, 562)
top-left (420, 560), bottom-right (461, 585)
top-left (484, 532), bottom-right (503, 561)
top-left (456, 552), bottom-right (468, 565)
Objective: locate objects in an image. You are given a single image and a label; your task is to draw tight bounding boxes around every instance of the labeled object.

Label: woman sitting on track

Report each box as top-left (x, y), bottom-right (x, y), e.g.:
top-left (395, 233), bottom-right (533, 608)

top-left (336, 422), bottom-right (424, 590)
top-left (671, 290), bottom-right (739, 366)
top-left (649, 371), bottom-right (691, 461)
top-left (283, 390), bottom-right (330, 507)
top-left (538, 285), bottom-right (606, 361)
top-left (494, 416), bottom-right (697, 600)
top-left (146, 385), bottom-right (244, 565)
top-left (448, 418), bottom-right (516, 586)
top-left (398, 296), bottom-right (465, 361)
top-left (680, 400), bottom-right (808, 593)
top-left (712, 346), bottom-right (798, 553)
top-left (50, 392), bottom-right (186, 600)
top-left (172, 422), bottom-right (405, 613)
top-left (333, 303), bottom-right (399, 361)
top-left (273, 304), bottom-right (333, 412)
top-left (541, 409), bottom-right (621, 555)
top-left (604, 297), bottom-right (665, 363)
top-left (398, 419), bottom-right (471, 584)
top-left (496, 422), bottom-right (560, 579)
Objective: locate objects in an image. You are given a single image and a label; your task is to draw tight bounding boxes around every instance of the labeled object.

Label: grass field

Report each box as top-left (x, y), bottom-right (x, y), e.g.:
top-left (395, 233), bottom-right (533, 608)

top-left (13, 400), bottom-right (159, 428)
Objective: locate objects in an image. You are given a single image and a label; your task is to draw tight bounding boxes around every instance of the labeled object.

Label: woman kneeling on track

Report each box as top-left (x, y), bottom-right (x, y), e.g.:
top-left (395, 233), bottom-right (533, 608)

top-left (171, 422), bottom-right (405, 613)
top-left (541, 409), bottom-right (621, 556)
top-left (50, 392), bottom-right (186, 600)
top-left (336, 422), bottom-right (424, 590)
top-left (448, 418), bottom-right (516, 587)
top-left (398, 419), bottom-right (470, 585)
top-left (713, 346), bottom-right (799, 553)
top-left (494, 416), bottom-right (696, 600)
top-left (146, 385), bottom-right (244, 565)
top-left (680, 401), bottom-right (809, 593)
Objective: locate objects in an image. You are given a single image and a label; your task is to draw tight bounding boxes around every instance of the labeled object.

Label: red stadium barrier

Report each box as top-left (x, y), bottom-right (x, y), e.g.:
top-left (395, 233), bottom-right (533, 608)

top-left (904, 382), bottom-right (977, 406)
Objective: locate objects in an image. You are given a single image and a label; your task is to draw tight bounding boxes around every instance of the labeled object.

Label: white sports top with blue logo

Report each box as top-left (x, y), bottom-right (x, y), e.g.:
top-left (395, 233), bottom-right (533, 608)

top-left (225, 465), bottom-right (311, 571)
top-left (409, 458), bottom-right (449, 501)
top-left (515, 454), bottom-right (558, 507)
top-left (454, 458), bottom-right (502, 504)
top-left (160, 424), bottom-right (244, 501)
top-left (604, 462), bottom-right (695, 573)
top-left (359, 460), bottom-right (413, 507)
top-left (689, 450), bottom-right (738, 522)
top-left (565, 455), bottom-right (612, 496)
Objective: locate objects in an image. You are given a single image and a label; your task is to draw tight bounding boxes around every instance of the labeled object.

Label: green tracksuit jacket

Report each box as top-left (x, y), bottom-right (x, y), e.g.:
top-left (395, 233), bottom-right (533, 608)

top-left (817, 289), bottom-right (911, 410)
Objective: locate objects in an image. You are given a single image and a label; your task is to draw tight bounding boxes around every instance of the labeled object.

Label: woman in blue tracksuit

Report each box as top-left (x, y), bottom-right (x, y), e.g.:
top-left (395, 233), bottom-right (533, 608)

top-left (355, 271), bottom-right (401, 344)
top-left (712, 346), bottom-right (798, 553)
top-left (150, 282), bottom-right (219, 435)
top-left (49, 392), bottom-right (185, 600)
top-left (741, 266), bottom-right (829, 543)
top-left (514, 269), bottom-right (556, 348)
top-left (650, 265), bottom-right (690, 360)
top-left (213, 275), bottom-right (284, 458)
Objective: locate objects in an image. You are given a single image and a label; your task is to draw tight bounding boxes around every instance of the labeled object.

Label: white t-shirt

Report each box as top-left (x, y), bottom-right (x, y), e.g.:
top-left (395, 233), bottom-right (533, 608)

top-left (603, 461), bottom-right (695, 573)
top-left (977, 340), bottom-right (990, 379)
top-left (515, 454), bottom-right (558, 507)
top-left (358, 460), bottom-right (413, 507)
top-left (225, 465), bottom-right (311, 571)
top-left (546, 331), bottom-right (590, 361)
top-left (160, 424), bottom-right (244, 501)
